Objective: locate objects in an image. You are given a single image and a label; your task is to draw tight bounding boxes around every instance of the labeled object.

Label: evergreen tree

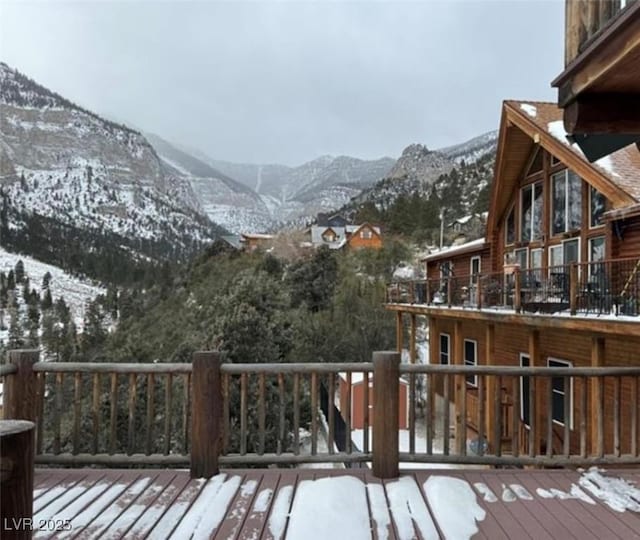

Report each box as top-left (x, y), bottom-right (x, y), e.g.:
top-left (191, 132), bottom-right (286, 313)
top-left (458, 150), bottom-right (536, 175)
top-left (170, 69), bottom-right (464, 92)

top-left (14, 260), bottom-right (25, 283)
top-left (8, 308), bottom-right (25, 349)
top-left (42, 271), bottom-right (52, 290)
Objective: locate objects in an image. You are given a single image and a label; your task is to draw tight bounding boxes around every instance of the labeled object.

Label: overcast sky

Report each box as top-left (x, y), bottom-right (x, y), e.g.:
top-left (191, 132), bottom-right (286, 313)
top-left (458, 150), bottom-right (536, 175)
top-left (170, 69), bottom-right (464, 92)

top-left (1, 0), bottom-right (564, 165)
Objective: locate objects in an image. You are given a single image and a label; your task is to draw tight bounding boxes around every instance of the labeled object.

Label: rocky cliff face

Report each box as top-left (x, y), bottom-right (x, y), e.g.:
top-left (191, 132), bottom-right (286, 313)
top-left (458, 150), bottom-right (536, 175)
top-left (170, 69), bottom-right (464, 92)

top-left (147, 133), bottom-right (274, 234)
top-left (0, 62), bottom-right (223, 253)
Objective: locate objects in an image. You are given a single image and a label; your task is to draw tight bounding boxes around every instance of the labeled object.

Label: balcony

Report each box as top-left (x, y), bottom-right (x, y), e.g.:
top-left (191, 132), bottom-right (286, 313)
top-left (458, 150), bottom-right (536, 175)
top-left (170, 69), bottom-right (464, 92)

top-left (388, 257), bottom-right (640, 319)
top-left (2, 350), bottom-right (640, 538)
top-left (553, 0), bottom-right (640, 160)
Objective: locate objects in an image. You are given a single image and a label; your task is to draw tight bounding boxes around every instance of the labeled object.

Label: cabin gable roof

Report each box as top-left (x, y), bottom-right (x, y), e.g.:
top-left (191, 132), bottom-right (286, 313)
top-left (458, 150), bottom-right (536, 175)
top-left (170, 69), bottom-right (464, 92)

top-left (487, 100), bottom-right (640, 234)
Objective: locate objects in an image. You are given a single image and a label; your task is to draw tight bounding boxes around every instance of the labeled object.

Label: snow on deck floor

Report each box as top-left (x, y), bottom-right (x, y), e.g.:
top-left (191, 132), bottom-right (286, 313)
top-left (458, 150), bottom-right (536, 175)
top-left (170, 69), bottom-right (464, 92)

top-left (30, 467), bottom-right (640, 539)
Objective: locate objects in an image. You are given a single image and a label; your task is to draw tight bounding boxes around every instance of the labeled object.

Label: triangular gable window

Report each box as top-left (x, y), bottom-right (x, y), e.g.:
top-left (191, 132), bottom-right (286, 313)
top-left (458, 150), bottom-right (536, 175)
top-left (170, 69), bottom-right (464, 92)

top-left (525, 147), bottom-right (544, 177)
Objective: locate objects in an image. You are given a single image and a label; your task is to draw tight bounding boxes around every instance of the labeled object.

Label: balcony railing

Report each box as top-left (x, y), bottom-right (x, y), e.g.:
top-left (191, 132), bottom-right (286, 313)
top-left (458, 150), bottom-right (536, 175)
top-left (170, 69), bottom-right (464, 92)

top-left (388, 257), bottom-right (640, 317)
top-left (2, 349), bottom-right (640, 482)
top-left (565, 0), bottom-right (635, 65)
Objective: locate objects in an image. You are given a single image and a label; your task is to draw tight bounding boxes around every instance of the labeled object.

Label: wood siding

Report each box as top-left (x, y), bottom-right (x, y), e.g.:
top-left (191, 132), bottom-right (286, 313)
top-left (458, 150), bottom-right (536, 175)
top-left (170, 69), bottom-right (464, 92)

top-left (430, 315), bottom-right (640, 456)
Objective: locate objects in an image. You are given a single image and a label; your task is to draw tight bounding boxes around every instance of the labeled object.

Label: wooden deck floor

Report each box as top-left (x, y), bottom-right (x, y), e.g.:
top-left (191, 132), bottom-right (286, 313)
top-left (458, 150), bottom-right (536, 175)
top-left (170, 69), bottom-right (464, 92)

top-left (31, 467), bottom-right (640, 539)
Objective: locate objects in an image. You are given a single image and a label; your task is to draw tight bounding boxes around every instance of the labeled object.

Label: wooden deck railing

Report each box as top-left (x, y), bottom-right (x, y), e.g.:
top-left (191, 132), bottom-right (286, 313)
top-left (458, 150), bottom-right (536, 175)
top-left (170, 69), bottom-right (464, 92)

top-left (388, 257), bottom-right (640, 317)
top-left (565, 0), bottom-right (635, 65)
top-left (2, 350), bottom-right (640, 480)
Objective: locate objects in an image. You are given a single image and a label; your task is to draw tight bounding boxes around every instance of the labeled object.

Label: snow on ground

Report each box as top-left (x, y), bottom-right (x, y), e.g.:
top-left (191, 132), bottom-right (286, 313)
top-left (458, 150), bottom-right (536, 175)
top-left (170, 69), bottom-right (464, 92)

top-left (0, 246), bottom-right (105, 326)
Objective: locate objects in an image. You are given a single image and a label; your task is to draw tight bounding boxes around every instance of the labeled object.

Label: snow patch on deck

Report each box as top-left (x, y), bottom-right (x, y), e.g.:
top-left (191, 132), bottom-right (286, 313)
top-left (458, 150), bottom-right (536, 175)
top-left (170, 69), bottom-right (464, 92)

top-left (268, 485), bottom-right (293, 540)
top-left (387, 476), bottom-right (438, 540)
top-left (579, 467), bottom-right (640, 512)
top-left (287, 477), bottom-right (370, 540)
top-left (423, 475), bottom-right (486, 540)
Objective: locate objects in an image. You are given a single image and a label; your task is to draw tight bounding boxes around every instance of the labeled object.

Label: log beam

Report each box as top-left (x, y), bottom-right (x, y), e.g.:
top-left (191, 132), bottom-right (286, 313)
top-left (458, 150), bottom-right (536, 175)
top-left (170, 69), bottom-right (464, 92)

top-left (564, 94), bottom-right (640, 134)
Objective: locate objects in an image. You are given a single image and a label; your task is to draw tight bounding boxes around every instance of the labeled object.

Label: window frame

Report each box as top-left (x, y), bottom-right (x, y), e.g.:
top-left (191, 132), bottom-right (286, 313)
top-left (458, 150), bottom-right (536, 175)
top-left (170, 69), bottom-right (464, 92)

top-left (589, 185), bottom-right (606, 229)
top-left (551, 169), bottom-right (583, 236)
top-left (547, 357), bottom-right (574, 428)
top-left (439, 333), bottom-right (450, 365)
top-left (470, 256), bottom-right (481, 285)
top-left (588, 236), bottom-right (606, 282)
top-left (505, 205), bottom-right (516, 246)
top-left (520, 181), bottom-right (543, 242)
top-left (464, 339), bottom-right (478, 387)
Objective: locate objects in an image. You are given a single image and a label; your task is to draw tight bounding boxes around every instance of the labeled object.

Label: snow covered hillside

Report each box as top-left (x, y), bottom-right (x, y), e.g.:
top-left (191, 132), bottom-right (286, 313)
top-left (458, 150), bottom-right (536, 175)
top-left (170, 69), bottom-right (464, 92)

top-left (0, 62), bottom-right (224, 258)
top-left (0, 246), bottom-right (104, 326)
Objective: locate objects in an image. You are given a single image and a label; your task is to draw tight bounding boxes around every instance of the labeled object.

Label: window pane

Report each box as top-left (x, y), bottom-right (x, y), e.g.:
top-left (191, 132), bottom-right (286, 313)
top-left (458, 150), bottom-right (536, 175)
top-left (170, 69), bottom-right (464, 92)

top-left (568, 172), bottom-right (582, 230)
top-left (552, 392), bottom-right (565, 423)
top-left (532, 182), bottom-right (543, 240)
top-left (564, 239), bottom-right (579, 265)
top-left (549, 245), bottom-right (563, 269)
top-left (590, 186), bottom-right (605, 227)
top-left (552, 173), bottom-right (566, 235)
top-left (464, 341), bottom-right (475, 362)
top-left (521, 185), bottom-right (532, 242)
top-left (440, 335), bottom-right (449, 365)
top-left (506, 208), bottom-right (515, 245)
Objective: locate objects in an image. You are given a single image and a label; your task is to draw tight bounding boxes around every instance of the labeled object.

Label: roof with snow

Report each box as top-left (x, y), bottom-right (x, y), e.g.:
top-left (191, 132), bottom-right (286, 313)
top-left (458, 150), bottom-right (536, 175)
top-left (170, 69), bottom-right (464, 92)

top-left (422, 238), bottom-right (487, 262)
top-left (487, 100), bottom-right (640, 234)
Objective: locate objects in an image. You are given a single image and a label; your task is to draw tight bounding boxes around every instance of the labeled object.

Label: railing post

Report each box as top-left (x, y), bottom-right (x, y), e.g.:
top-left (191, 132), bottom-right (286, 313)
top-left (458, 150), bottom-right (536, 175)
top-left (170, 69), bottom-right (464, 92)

top-left (0, 420), bottom-right (35, 540)
top-left (476, 277), bottom-right (483, 309)
top-left (514, 269), bottom-right (522, 313)
top-left (4, 350), bottom-right (39, 421)
top-left (570, 263), bottom-right (578, 316)
top-left (191, 351), bottom-right (222, 478)
top-left (447, 278), bottom-right (453, 307)
top-left (425, 279), bottom-right (431, 305)
top-left (373, 351), bottom-right (400, 479)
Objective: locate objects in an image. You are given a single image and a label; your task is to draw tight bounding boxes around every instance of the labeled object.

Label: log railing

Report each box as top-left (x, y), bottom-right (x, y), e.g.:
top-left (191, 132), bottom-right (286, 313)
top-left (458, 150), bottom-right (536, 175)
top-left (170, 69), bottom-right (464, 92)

top-left (388, 257), bottom-right (640, 317)
top-left (2, 350), bottom-right (640, 478)
top-left (565, 0), bottom-right (635, 65)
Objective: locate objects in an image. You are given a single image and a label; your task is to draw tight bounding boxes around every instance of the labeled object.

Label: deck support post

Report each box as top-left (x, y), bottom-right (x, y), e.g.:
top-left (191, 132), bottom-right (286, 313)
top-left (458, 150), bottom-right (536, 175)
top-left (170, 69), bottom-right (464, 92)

top-left (0, 420), bottom-right (35, 540)
top-left (191, 351), bottom-right (223, 478)
top-left (373, 351), bottom-right (400, 479)
top-left (485, 324), bottom-right (497, 453)
top-left (529, 330), bottom-right (541, 457)
top-left (396, 312), bottom-right (403, 354)
top-left (4, 350), bottom-right (39, 421)
top-left (409, 314), bottom-right (417, 365)
top-left (453, 321), bottom-right (465, 454)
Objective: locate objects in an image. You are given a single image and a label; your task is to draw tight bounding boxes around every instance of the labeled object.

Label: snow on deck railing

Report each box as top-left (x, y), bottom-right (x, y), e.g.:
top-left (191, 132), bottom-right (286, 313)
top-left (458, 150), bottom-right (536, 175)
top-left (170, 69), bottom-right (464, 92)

top-left (3, 350), bottom-right (640, 478)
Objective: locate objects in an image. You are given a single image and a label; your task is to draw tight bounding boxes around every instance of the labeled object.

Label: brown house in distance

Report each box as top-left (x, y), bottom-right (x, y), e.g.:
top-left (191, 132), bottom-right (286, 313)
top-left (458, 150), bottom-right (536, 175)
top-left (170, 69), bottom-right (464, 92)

top-left (388, 99), bottom-right (640, 458)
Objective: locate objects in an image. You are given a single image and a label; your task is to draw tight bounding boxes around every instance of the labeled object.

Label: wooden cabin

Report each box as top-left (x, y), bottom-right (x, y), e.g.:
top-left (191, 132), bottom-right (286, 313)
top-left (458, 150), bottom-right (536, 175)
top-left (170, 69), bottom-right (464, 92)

top-left (240, 233), bottom-right (274, 251)
top-left (346, 223), bottom-right (383, 250)
top-left (552, 0), bottom-right (640, 161)
top-left (338, 372), bottom-right (409, 430)
top-left (388, 100), bottom-right (640, 457)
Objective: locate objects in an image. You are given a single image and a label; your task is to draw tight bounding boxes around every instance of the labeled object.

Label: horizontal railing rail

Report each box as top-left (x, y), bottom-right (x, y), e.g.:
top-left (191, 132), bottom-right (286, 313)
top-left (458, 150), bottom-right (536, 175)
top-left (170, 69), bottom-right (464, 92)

top-left (388, 257), bottom-right (640, 317)
top-left (2, 350), bottom-right (640, 478)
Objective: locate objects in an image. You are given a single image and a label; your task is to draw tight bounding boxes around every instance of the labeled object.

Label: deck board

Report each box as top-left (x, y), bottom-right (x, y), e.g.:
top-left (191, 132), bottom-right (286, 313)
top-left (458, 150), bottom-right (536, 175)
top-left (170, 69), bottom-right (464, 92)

top-left (30, 467), bottom-right (640, 539)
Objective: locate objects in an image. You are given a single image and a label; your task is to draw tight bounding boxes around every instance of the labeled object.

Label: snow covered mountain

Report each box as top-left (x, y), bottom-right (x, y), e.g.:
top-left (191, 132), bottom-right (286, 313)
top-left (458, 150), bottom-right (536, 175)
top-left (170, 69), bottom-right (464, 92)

top-left (146, 134), bottom-right (274, 234)
top-left (347, 132), bottom-right (498, 221)
top-left (200, 153), bottom-right (395, 223)
top-left (0, 62), bottom-right (225, 262)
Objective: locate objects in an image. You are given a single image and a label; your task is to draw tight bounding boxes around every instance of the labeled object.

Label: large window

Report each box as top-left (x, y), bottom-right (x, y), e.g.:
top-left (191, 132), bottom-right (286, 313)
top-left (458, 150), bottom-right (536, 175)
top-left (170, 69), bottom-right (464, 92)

top-left (439, 334), bottom-right (450, 365)
top-left (520, 182), bottom-right (543, 242)
top-left (464, 339), bottom-right (477, 386)
top-left (505, 206), bottom-right (515, 245)
top-left (552, 170), bottom-right (582, 235)
top-left (520, 354), bottom-right (531, 427)
top-left (590, 186), bottom-right (606, 228)
top-left (470, 256), bottom-right (481, 285)
top-left (589, 236), bottom-right (606, 283)
top-left (548, 358), bottom-right (573, 427)
top-left (549, 245), bottom-right (563, 270)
